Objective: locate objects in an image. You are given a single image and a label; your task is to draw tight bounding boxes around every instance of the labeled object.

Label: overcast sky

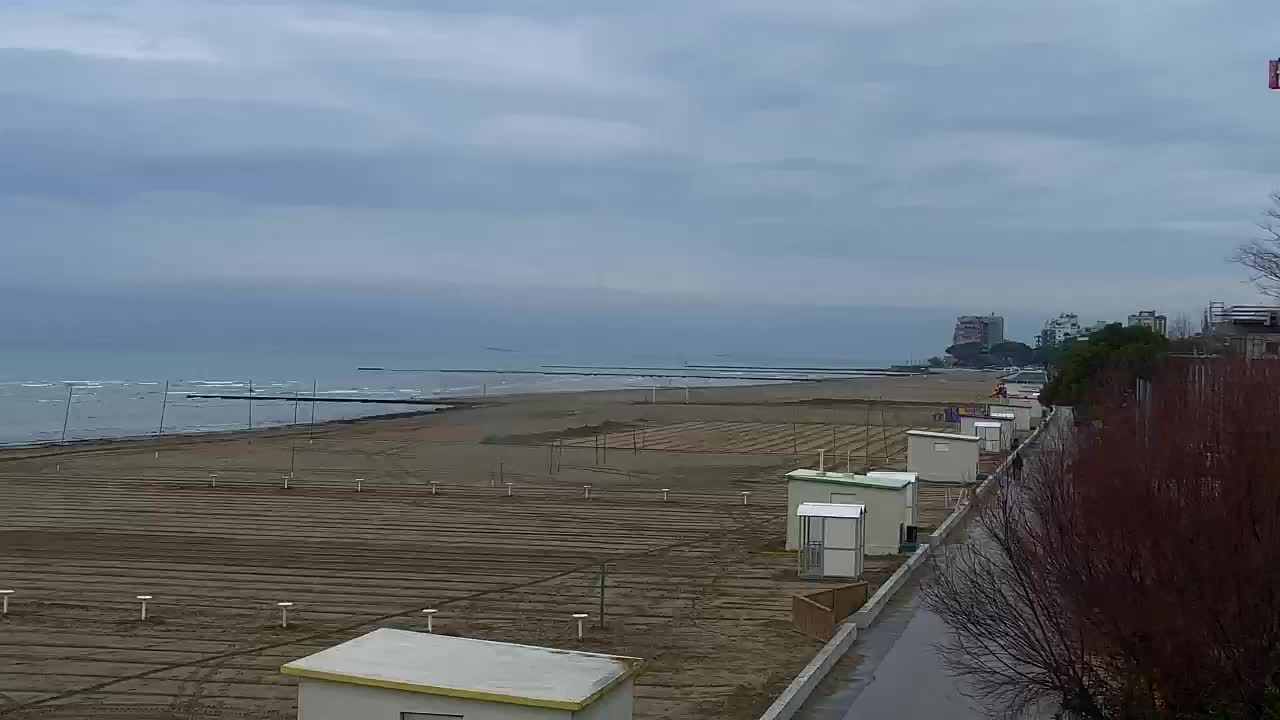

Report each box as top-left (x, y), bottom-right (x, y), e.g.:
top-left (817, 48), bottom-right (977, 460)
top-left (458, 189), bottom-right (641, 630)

top-left (3, 0), bottom-right (1279, 347)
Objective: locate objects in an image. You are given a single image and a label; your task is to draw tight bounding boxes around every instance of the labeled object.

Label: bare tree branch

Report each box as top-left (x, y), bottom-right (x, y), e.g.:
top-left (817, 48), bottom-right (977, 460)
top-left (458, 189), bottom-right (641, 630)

top-left (1233, 192), bottom-right (1280, 299)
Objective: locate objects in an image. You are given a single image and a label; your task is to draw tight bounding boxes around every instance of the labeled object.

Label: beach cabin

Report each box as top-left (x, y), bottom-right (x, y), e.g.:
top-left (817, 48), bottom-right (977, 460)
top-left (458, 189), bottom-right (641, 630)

top-left (785, 469), bottom-right (914, 555)
top-left (906, 430), bottom-right (980, 485)
top-left (866, 471), bottom-right (918, 528)
top-left (1002, 369), bottom-right (1046, 399)
top-left (988, 402), bottom-right (1033, 432)
top-left (960, 415), bottom-right (1013, 451)
top-left (796, 503), bottom-right (865, 579)
top-left (972, 421), bottom-right (1002, 452)
top-left (1000, 397), bottom-right (1044, 426)
top-left (282, 629), bottom-right (641, 720)
top-left (989, 411), bottom-right (1019, 443)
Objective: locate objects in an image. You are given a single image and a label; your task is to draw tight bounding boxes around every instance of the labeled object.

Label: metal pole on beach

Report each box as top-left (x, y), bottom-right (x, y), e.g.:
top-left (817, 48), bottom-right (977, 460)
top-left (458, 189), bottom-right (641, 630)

top-left (598, 561), bottom-right (608, 628)
top-left (248, 380), bottom-right (254, 430)
top-left (157, 380), bottom-right (169, 436)
top-left (308, 379), bottom-right (317, 444)
top-left (864, 402), bottom-right (872, 469)
top-left (60, 384), bottom-right (73, 443)
top-left (879, 398), bottom-right (888, 463)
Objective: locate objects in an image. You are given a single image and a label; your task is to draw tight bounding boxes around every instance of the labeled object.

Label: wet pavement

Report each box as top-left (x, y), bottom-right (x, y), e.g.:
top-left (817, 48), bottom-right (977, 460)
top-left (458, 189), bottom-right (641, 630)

top-left (796, 560), bottom-right (988, 720)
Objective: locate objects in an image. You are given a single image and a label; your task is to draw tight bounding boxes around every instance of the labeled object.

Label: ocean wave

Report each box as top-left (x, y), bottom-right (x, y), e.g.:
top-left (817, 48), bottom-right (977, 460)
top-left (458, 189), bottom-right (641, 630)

top-left (20, 383), bottom-right (54, 388)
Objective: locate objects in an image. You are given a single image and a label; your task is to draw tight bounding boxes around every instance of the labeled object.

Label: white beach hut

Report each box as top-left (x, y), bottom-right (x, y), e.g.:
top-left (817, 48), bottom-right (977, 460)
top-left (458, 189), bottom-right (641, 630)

top-left (785, 469), bottom-right (915, 555)
top-left (796, 502), bottom-right (865, 579)
top-left (988, 402), bottom-right (1033, 432)
top-left (973, 421), bottom-right (1003, 452)
top-left (905, 430), bottom-right (980, 485)
top-left (961, 415), bottom-right (1013, 451)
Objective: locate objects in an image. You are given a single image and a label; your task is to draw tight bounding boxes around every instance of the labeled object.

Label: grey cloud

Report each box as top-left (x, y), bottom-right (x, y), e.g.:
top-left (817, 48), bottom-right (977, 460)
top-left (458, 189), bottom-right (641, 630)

top-left (0, 0), bottom-right (1275, 322)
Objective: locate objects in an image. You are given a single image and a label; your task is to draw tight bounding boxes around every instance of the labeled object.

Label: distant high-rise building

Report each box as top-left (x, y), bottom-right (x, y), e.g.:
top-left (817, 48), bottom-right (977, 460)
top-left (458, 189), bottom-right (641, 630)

top-left (952, 314), bottom-right (1004, 348)
top-left (1039, 313), bottom-right (1082, 347)
top-left (1127, 310), bottom-right (1167, 336)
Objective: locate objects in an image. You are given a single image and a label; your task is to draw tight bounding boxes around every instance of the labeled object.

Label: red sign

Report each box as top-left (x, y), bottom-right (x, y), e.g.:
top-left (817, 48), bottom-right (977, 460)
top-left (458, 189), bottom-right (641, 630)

top-left (1271, 59), bottom-right (1280, 90)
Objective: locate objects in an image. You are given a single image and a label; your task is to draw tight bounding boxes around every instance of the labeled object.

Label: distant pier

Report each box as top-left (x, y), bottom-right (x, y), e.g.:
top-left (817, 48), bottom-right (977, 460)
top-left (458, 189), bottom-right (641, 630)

top-left (358, 366), bottom-right (920, 381)
top-left (186, 394), bottom-right (447, 406)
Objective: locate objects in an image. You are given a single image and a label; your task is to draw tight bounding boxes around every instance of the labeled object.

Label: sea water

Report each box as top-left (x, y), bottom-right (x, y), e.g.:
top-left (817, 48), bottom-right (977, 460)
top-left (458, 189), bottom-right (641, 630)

top-left (0, 347), bottom-right (865, 447)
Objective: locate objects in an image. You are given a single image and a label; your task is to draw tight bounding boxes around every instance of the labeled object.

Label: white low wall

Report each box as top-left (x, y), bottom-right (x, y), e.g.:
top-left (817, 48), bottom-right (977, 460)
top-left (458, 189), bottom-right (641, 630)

top-left (754, 622), bottom-right (858, 720)
top-left (850, 544), bottom-right (929, 628)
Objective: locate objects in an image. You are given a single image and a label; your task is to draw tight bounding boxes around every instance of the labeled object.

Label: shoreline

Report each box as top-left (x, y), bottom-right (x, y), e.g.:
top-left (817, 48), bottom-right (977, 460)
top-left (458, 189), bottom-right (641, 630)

top-left (0, 375), bottom-right (996, 462)
top-left (0, 380), bottom-right (784, 459)
top-left (0, 406), bottom-right (455, 462)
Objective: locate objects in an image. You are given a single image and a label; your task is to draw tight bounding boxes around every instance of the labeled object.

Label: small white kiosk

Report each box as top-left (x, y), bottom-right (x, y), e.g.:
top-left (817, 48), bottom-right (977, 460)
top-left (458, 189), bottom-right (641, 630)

top-left (989, 410), bottom-right (1019, 436)
top-left (906, 430), bottom-right (980, 485)
top-left (974, 421), bottom-right (1003, 452)
top-left (796, 502), bottom-right (865, 579)
top-left (989, 401), bottom-right (1036, 430)
top-left (786, 469), bottom-right (915, 555)
top-left (961, 415), bottom-right (1013, 451)
top-left (283, 629), bottom-right (641, 720)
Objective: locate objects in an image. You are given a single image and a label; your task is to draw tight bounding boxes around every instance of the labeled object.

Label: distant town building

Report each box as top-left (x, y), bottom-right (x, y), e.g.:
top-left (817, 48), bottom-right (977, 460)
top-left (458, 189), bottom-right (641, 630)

top-left (1037, 313), bottom-right (1082, 347)
top-left (1128, 310), bottom-right (1168, 336)
top-left (1208, 303), bottom-right (1280, 359)
top-left (1085, 320), bottom-right (1112, 335)
top-left (952, 314), bottom-right (1004, 349)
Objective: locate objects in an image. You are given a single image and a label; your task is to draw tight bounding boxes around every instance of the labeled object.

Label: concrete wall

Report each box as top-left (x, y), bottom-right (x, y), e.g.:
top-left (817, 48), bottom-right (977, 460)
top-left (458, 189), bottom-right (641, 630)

top-left (755, 623), bottom-right (858, 720)
top-left (787, 478), bottom-right (905, 555)
top-left (850, 543), bottom-right (930, 629)
top-left (906, 434), bottom-right (979, 485)
top-left (299, 678), bottom-right (582, 720)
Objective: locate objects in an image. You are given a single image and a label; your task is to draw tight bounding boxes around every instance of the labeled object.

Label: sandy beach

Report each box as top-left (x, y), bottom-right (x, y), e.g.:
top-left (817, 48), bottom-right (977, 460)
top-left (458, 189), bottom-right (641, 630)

top-left (0, 371), bottom-right (999, 720)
